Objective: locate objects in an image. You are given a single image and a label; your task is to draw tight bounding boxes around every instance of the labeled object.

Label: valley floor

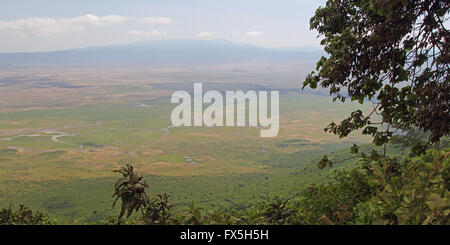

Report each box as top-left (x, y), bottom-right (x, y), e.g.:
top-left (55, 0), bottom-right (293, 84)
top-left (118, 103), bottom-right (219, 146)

top-left (0, 71), bottom-right (371, 223)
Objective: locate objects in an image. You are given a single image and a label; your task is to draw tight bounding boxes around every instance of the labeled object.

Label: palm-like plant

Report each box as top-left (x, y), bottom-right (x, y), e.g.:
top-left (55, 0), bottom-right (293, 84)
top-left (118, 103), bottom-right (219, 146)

top-left (144, 193), bottom-right (175, 225)
top-left (112, 164), bottom-right (150, 222)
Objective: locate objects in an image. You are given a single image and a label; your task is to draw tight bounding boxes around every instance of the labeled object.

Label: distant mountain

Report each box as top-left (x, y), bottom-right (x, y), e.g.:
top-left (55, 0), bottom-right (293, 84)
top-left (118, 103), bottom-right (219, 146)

top-left (275, 46), bottom-right (323, 52)
top-left (0, 39), bottom-right (323, 66)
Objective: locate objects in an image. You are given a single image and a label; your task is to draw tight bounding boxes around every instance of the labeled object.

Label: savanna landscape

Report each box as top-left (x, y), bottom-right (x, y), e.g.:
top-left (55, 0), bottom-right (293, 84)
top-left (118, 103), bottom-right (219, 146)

top-left (0, 0), bottom-right (448, 227)
top-left (0, 65), bottom-right (374, 223)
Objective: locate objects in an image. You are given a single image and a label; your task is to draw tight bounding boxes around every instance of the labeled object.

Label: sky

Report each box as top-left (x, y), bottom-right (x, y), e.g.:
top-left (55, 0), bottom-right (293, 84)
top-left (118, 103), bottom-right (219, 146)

top-left (0, 0), bottom-right (327, 53)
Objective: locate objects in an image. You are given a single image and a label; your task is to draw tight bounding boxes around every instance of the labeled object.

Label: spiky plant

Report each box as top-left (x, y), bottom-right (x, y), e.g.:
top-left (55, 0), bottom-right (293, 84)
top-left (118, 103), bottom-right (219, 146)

top-left (112, 164), bottom-right (150, 222)
top-left (143, 193), bottom-right (175, 225)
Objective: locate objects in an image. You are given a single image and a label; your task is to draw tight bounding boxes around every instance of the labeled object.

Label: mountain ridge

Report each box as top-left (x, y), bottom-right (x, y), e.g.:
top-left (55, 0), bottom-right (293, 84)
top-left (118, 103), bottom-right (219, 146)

top-left (0, 39), bottom-right (323, 66)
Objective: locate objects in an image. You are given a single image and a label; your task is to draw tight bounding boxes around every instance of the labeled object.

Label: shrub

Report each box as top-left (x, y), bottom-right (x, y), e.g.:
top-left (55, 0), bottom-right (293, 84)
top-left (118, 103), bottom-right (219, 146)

top-left (0, 205), bottom-right (56, 225)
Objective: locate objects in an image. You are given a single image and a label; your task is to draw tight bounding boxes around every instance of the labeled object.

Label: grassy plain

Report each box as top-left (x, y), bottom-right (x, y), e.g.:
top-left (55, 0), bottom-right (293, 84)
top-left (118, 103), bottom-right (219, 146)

top-left (0, 66), bottom-right (373, 223)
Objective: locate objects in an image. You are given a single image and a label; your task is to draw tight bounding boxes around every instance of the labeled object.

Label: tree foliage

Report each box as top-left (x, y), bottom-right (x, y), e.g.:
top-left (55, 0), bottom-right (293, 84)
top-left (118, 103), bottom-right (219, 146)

top-left (304, 0), bottom-right (449, 147)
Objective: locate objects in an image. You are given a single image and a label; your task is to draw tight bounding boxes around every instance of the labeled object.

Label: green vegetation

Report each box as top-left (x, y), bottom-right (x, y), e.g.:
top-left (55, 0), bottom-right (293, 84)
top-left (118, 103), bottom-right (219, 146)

top-left (127, 147), bottom-right (448, 225)
top-left (2, 146), bottom-right (448, 225)
top-left (0, 92), bottom-right (372, 223)
top-left (0, 0), bottom-right (448, 225)
top-left (0, 205), bottom-right (56, 225)
top-left (305, 0), bottom-right (449, 148)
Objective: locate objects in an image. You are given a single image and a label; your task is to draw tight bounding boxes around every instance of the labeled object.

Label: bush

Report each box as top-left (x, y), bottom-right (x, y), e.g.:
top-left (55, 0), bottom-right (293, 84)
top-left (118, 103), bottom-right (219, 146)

top-left (295, 168), bottom-right (373, 224)
top-left (0, 205), bottom-right (56, 225)
top-left (357, 149), bottom-right (450, 225)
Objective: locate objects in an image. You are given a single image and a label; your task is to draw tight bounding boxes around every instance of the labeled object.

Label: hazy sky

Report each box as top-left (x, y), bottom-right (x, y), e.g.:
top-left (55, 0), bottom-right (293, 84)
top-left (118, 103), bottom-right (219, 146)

top-left (0, 0), bottom-right (327, 53)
